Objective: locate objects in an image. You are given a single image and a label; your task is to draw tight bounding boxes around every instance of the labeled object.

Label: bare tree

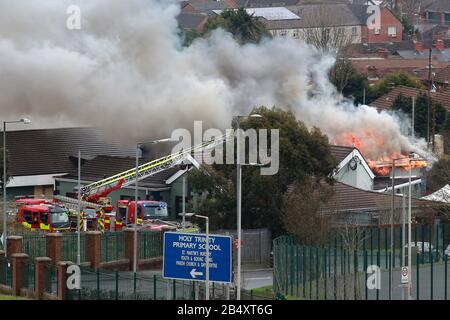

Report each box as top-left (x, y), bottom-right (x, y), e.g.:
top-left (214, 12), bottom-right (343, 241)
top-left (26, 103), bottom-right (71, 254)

top-left (300, 5), bottom-right (357, 93)
top-left (281, 178), bottom-right (335, 246)
top-left (301, 5), bottom-right (355, 54)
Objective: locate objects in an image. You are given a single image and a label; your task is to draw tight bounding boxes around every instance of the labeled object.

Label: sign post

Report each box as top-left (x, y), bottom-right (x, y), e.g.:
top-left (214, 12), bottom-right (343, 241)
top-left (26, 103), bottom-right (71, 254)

top-left (163, 232), bottom-right (232, 285)
top-left (401, 266), bottom-right (409, 284)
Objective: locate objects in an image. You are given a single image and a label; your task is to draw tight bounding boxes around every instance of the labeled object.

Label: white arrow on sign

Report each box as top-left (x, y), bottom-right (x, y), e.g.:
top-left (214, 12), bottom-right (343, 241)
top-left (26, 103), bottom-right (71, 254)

top-left (190, 269), bottom-right (203, 279)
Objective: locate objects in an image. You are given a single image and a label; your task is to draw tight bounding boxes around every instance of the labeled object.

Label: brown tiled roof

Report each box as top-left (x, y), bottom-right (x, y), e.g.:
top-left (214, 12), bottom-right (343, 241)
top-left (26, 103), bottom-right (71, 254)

top-left (369, 86), bottom-right (423, 110)
top-left (351, 58), bottom-right (449, 79)
top-left (434, 65), bottom-right (450, 84)
top-left (373, 177), bottom-right (422, 191)
top-left (63, 155), bottom-right (179, 189)
top-left (329, 145), bottom-right (354, 163)
top-left (324, 181), bottom-right (433, 213)
top-left (0, 127), bottom-right (136, 177)
top-left (369, 85), bottom-right (450, 111)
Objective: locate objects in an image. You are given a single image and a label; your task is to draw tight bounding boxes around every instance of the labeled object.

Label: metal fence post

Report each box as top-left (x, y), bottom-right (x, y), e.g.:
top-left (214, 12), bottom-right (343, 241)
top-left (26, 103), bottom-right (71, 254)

top-left (134, 271), bottom-right (137, 294)
top-left (96, 269), bottom-right (100, 300)
top-left (354, 249), bottom-right (357, 300)
top-left (296, 246), bottom-right (299, 296)
top-left (416, 250), bottom-right (420, 300)
top-left (376, 251), bottom-right (380, 301)
top-left (115, 270), bottom-right (119, 300)
top-left (324, 248), bottom-right (327, 301)
top-left (173, 279), bottom-right (176, 300)
top-left (445, 255), bottom-right (448, 300)
top-left (334, 239), bottom-right (337, 300)
top-left (303, 246), bottom-right (306, 299)
top-left (154, 275), bottom-right (157, 300)
top-left (309, 246), bottom-right (312, 300)
top-left (364, 250), bottom-right (368, 300)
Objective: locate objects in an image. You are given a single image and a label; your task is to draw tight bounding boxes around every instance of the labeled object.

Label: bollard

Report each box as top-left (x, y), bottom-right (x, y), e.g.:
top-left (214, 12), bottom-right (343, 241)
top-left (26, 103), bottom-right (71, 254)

top-left (34, 257), bottom-right (52, 300)
top-left (85, 231), bottom-right (101, 269)
top-left (124, 228), bottom-right (139, 271)
top-left (11, 253), bottom-right (28, 296)
top-left (57, 261), bottom-right (73, 300)
top-left (7, 236), bottom-right (23, 258)
top-left (46, 233), bottom-right (62, 264)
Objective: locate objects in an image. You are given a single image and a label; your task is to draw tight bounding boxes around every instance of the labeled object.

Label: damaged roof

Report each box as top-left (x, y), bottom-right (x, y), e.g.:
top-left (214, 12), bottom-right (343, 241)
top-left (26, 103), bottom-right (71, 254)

top-left (0, 127), bottom-right (136, 177)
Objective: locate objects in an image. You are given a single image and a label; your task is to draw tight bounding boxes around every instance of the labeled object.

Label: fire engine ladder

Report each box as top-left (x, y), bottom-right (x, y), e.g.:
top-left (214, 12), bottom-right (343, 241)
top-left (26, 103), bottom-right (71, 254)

top-left (79, 132), bottom-right (233, 199)
top-left (53, 195), bottom-right (103, 211)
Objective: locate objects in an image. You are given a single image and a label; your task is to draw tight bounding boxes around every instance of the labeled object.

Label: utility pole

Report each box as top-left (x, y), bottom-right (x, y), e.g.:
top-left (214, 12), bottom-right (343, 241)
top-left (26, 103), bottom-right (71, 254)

top-left (390, 160), bottom-right (395, 300)
top-left (77, 150), bottom-right (81, 266)
top-left (407, 160), bottom-right (413, 300)
top-left (412, 96), bottom-right (415, 139)
top-left (427, 48), bottom-right (432, 146)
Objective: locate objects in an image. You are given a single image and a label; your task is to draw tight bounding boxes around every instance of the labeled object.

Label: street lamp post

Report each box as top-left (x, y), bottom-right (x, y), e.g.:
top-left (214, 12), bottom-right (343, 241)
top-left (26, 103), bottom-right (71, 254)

top-left (234, 113), bottom-right (262, 300)
top-left (195, 214), bottom-right (209, 300)
top-left (408, 159), bottom-right (413, 300)
top-left (134, 138), bottom-right (171, 273)
top-left (2, 118), bottom-right (31, 255)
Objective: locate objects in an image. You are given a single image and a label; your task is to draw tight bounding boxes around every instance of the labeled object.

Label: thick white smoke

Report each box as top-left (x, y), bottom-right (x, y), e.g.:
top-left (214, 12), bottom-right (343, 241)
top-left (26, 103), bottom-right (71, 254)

top-left (0, 0), bottom-right (427, 160)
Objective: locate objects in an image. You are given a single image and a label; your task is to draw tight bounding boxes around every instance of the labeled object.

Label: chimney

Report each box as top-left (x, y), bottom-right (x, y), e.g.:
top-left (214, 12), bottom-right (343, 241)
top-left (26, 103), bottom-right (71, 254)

top-left (414, 41), bottom-right (423, 52)
top-left (377, 48), bottom-right (389, 59)
top-left (435, 39), bottom-right (445, 51)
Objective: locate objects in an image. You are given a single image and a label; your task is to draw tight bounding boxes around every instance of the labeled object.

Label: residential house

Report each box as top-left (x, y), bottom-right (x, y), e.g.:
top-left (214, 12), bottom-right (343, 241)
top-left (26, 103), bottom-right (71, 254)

top-left (420, 0), bottom-right (450, 27)
top-left (323, 181), bottom-right (437, 226)
top-left (176, 12), bottom-right (209, 32)
top-left (369, 85), bottom-right (450, 112)
top-left (330, 145), bottom-right (375, 191)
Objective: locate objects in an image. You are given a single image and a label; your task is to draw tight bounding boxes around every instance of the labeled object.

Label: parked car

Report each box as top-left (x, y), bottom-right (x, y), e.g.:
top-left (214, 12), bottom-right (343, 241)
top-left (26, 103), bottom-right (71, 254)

top-left (404, 242), bottom-right (440, 263)
top-left (445, 244), bottom-right (450, 258)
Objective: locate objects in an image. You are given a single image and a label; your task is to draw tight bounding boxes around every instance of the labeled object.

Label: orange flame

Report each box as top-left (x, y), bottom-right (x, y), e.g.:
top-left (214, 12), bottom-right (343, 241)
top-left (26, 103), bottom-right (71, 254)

top-left (332, 131), bottom-right (427, 177)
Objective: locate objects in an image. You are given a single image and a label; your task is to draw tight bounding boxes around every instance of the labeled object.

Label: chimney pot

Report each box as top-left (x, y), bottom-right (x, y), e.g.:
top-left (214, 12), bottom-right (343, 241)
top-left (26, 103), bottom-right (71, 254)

top-left (435, 39), bottom-right (445, 51)
top-left (415, 41), bottom-right (423, 52)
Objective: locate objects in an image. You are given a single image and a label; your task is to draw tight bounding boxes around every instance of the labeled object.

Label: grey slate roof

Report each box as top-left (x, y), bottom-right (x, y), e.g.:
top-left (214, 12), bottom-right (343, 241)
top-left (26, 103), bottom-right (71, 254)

top-left (235, 0), bottom-right (300, 7)
top-left (285, 3), bottom-right (366, 28)
top-left (177, 12), bottom-right (208, 30)
top-left (329, 145), bottom-right (355, 163)
top-left (396, 48), bottom-right (450, 62)
top-left (0, 127), bottom-right (137, 177)
top-left (423, 0), bottom-right (450, 12)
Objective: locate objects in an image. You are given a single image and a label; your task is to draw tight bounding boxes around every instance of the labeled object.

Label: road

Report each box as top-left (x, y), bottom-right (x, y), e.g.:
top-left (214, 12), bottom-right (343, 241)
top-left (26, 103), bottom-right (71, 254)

top-left (242, 269), bottom-right (273, 290)
top-left (70, 267), bottom-right (273, 300)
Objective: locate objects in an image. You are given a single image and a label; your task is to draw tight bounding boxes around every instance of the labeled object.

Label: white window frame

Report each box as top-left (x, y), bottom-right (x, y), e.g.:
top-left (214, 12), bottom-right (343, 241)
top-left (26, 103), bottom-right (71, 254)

top-left (388, 26), bottom-right (397, 37)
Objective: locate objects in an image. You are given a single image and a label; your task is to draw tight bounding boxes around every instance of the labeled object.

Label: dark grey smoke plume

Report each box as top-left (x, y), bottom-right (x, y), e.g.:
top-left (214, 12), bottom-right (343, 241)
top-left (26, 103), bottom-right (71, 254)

top-left (0, 0), bottom-right (428, 160)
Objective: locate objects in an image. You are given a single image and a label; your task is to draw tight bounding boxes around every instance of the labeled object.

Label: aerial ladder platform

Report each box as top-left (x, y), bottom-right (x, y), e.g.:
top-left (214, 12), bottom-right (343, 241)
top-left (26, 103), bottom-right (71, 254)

top-left (79, 133), bottom-right (232, 201)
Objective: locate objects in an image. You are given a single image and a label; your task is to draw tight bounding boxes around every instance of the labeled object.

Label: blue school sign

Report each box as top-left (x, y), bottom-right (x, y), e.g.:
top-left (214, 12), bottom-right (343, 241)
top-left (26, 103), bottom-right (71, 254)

top-left (163, 232), bottom-right (232, 283)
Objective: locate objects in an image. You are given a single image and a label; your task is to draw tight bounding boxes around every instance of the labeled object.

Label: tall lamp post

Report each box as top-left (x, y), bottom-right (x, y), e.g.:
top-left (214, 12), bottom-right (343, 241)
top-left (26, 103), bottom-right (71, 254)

top-left (234, 113), bottom-right (262, 300)
top-left (133, 138), bottom-right (171, 273)
top-left (195, 214), bottom-right (209, 300)
top-left (2, 118), bottom-right (31, 255)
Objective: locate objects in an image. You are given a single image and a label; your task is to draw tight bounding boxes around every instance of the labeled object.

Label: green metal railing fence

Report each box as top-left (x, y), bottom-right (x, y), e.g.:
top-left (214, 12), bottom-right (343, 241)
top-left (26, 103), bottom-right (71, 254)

top-left (62, 233), bottom-right (87, 262)
top-left (19, 230), bottom-right (164, 264)
top-left (138, 230), bottom-right (162, 260)
top-left (101, 232), bottom-right (124, 262)
top-left (0, 256), bottom-right (12, 288)
top-left (66, 266), bottom-right (269, 300)
top-left (274, 223), bottom-right (450, 300)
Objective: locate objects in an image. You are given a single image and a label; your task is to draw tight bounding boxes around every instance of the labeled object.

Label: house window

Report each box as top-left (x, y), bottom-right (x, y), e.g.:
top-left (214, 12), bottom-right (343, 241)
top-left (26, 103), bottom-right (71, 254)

top-left (388, 26), bottom-right (397, 37)
top-left (280, 30), bottom-right (287, 37)
top-left (352, 27), bottom-right (357, 36)
top-left (427, 11), bottom-right (440, 24)
top-left (445, 13), bottom-right (450, 26)
top-left (374, 27), bottom-right (381, 35)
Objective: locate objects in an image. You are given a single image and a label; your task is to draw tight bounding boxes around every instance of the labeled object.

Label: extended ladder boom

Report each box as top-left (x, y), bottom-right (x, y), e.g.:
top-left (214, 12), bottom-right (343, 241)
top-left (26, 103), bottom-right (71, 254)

top-left (80, 133), bottom-right (231, 199)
